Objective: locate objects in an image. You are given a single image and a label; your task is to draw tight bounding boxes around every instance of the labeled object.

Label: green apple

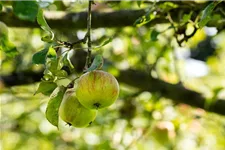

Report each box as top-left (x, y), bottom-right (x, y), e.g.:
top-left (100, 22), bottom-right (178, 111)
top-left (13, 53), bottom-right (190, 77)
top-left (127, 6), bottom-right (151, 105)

top-left (76, 70), bottom-right (119, 109)
top-left (59, 89), bottom-right (97, 128)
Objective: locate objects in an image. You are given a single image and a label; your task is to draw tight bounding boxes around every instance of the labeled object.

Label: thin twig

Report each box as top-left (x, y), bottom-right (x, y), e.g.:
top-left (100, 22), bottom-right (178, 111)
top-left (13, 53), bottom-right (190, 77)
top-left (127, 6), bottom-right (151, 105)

top-left (84, 0), bottom-right (93, 70)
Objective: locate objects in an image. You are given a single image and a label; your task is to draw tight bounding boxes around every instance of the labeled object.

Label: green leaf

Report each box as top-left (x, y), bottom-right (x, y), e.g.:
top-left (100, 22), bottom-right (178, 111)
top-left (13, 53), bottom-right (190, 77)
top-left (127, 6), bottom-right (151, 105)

top-left (63, 53), bottom-right (74, 72)
top-left (134, 10), bottom-right (156, 27)
top-left (0, 4), bottom-right (2, 11)
top-left (37, 8), bottom-right (54, 41)
top-left (158, 2), bottom-right (178, 11)
top-left (93, 37), bottom-right (113, 50)
top-left (47, 58), bottom-right (63, 74)
top-left (55, 70), bottom-right (68, 78)
top-left (47, 46), bottom-right (57, 59)
top-left (86, 54), bottom-right (104, 72)
top-left (46, 86), bottom-right (66, 128)
top-left (32, 47), bottom-right (49, 64)
top-left (56, 78), bottom-right (71, 87)
top-left (13, 0), bottom-right (39, 22)
top-left (0, 22), bottom-right (18, 57)
top-left (150, 29), bottom-right (160, 41)
top-left (0, 36), bottom-right (18, 58)
top-left (198, 2), bottom-right (220, 28)
top-left (182, 12), bottom-right (193, 24)
top-left (137, 1), bottom-right (143, 7)
top-left (35, 81), bottom-right (57, 96)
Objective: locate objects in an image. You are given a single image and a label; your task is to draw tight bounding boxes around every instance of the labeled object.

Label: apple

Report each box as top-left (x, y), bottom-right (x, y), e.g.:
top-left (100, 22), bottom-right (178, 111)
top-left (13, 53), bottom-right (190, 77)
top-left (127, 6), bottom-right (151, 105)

top-left (76, 70), bottom-right (119, 109)
top-left (59, 89), bottom-right (97, 128)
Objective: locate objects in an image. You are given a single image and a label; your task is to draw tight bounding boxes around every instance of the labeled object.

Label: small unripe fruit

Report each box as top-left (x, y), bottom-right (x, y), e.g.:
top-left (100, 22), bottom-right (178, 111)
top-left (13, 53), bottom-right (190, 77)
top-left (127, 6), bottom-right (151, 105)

top-left (59, 89), bottom-right (97, 128)
top-left (76, 70), bottom-right (119, 109)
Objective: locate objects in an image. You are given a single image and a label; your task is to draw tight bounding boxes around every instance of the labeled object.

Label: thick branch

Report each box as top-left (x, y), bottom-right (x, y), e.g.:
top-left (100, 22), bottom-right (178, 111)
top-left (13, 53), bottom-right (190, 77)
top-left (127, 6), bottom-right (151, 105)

top-left (1, 8), bottom-right (224, 30)
top-left (0, 9), bottom-right (148, 29)
top-left (117, 69), bottom-right (225, 116)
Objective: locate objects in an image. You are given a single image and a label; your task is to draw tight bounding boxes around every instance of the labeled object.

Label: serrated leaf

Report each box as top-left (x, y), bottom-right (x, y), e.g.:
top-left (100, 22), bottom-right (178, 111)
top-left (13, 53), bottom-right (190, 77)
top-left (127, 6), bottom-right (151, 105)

top-left (13, 0), bottom-right (39, 22)
top-left (134, 11), bottom-right (156, 27)
top-left (32, 47), bottom-right (49, 64)
top-left (86, 54), bottom-right (104, 72)
top-left (198, 2), bottom-right (220, 28)
top-left (35, 81), bottom-right (57, 96)
top-left (46, 86), bottom-right (66, 128)
top-left (150, 29), bottom-right (160, 41)
top-left (37, 8), bottom-right (54, 41)
top-left (93, 37), bottom-right (113, 50)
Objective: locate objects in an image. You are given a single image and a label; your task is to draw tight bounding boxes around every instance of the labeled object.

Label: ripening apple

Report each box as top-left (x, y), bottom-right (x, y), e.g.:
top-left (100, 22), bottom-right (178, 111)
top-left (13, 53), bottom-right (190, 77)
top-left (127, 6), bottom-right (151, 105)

top-left (76, 70), bottom-right (119, 109)
top-left (59, 89), bottom-right (97, 128)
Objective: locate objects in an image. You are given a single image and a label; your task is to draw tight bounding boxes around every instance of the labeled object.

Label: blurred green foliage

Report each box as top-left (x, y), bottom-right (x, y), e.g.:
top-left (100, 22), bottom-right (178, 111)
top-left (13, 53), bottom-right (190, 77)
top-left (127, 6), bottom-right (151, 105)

top-left (1, 1), bottom-right (225, 150)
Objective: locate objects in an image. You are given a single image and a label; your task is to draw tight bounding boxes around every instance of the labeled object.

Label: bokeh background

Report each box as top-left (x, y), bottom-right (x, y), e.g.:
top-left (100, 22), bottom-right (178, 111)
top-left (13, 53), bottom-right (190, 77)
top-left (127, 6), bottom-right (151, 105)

top-left (1, 1), bottom-right (225, 150)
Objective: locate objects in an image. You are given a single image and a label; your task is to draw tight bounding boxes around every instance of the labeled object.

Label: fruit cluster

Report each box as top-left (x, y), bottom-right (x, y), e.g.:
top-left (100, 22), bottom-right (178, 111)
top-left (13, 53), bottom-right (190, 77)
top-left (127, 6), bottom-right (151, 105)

top-left (59, 70), bottom-right (119, 128)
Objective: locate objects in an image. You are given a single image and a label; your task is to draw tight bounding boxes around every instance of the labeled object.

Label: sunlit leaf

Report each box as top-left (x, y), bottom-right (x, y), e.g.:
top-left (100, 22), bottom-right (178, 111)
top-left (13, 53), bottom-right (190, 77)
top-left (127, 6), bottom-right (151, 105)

top-left (47, 46), bottom-right (57, 59)
top-left (35, 81), bottom-right (57, 96)
top-left (198, 2), bottom-right (220, 28)
top-left (12, 0), bottom-right (39, 22)
top-left (32, 47), bottom-right (49, 64)
top-left (182, 12), bottom-right (193, 24)
top-left (46, 86), bottom-right (66, 128)
top-left (158, 2), bottom-right (178, 11)
top-left (86, 54), bottom-right (104, 72)
top-left (134, 10), bottom-right (156, 27)
top-left (37, 8), bottom-right (54, 42)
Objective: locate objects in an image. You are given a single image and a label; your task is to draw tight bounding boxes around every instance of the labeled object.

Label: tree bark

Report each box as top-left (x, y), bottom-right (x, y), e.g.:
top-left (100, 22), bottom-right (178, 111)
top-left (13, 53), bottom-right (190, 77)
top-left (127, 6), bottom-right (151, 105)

top-left (1, 8), bottom-right (224, 30)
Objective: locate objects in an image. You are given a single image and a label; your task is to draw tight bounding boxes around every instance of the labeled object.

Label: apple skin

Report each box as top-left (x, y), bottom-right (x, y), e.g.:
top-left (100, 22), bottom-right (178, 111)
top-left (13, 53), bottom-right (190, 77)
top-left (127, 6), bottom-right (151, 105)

top-left (59, 89), bottom-right (97, 128)
top-left (76, 70), bottom-right (119, 109)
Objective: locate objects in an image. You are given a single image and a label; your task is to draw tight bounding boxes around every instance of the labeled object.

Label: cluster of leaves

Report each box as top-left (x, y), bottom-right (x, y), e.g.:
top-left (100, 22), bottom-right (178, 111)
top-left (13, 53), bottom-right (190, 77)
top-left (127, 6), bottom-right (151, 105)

top-left (134, 1), bottom-right (222, 45)
top-left (1, 0), bottom-right (110, 128)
